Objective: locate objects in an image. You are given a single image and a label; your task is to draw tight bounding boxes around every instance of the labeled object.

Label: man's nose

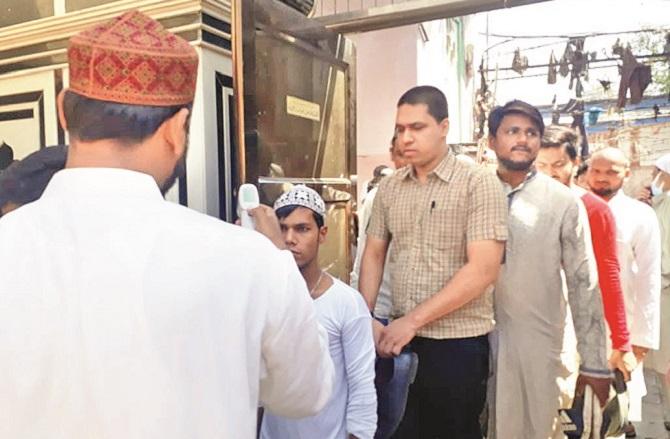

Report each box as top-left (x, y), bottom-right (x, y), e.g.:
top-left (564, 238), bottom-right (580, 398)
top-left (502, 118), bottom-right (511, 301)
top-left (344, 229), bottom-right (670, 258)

top-left (400, 129), bottom-right (413, 144)
top-left (284, 229), bottom-right (297, 246)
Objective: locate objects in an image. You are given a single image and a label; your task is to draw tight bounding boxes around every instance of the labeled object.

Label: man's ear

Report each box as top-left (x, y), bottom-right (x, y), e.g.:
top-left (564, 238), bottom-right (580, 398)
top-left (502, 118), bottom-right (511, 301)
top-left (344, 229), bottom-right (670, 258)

top-left (56, 89), bottom-right (68, 132)
top-left (161, 108), bottom-right (190, 159)
top-left (488, 135), bottom-right (497, 152)
top-left (319, 225), bottom-right (328, 244)
top-left (440, 118), bottom-right (450, 139)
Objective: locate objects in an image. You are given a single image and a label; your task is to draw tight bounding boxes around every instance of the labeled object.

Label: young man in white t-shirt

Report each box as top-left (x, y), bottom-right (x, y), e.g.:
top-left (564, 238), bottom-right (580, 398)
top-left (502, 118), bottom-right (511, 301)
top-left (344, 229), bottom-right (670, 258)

top-left (261, 185), bottom-right (377, 439)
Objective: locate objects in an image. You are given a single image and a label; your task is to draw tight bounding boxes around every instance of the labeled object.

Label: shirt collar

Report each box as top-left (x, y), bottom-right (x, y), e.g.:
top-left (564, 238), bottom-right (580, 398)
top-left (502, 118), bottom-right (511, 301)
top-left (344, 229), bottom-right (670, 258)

top-left (41, 168), bottom-right (164, 201)
top-left (608, 189), bottom-right (626, 205)
top-left (400, 153), bottom-right (456, 183)
top-left (497, 168), bottom-right (537, 197)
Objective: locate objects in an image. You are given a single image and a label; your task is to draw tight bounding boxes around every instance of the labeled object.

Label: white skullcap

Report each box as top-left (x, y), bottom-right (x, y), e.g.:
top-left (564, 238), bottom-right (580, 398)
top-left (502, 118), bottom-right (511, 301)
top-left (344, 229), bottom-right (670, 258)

top-left (273, 185), bottom-right (326, 217)
top-left (655, 153), bottom-right (670, 174)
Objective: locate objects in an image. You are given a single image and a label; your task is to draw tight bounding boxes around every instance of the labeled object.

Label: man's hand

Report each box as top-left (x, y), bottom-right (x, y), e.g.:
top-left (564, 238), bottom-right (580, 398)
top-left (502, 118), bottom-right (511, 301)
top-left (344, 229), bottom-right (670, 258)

top-left (637, 187), bottom-right (652, 205)
top-left (247, 205), bottom-right (286, 250)
top-left (575, 374), bottom-right (611, 408)
top-left (377, 316), bottom-right (418, 358)
top-left (632, 345), bottom-right (650, 365)
top-left (608, 350), bottom-right (636, 381)
top-left (372, 319), bottom-right (384, 352)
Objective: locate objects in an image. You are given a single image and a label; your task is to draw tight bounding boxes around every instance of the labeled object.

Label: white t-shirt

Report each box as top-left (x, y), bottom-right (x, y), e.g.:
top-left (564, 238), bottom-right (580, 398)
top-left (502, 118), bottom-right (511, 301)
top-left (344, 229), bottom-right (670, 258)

top-left (261, 279), bottom-right (377, 439)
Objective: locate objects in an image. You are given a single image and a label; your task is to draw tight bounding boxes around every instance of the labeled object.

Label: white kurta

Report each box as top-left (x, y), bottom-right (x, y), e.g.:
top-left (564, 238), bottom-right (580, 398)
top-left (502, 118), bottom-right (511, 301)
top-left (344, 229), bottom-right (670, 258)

top-left (0, 168), bottom-right (334, 439)
top-left (647, 192), bottom-right (670, 374)
top-left (491, 172), bottom-right (608, 439)
top-left (607, 191), bottom-right (662, 421)
top-left (261, 279), bottom-right (377, 439)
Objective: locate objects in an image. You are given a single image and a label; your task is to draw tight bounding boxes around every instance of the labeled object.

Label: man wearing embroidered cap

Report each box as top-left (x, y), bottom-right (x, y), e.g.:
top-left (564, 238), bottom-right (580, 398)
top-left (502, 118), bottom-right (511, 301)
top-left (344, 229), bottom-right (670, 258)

top-left (0, 11), bottom-right (333, 439)
top-left (261, 185), bottom-right (377, 439)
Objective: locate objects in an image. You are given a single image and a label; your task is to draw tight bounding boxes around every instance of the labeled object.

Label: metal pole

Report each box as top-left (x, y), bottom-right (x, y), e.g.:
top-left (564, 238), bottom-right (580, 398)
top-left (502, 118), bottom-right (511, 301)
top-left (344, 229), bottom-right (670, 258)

top-left (231, 0), bottom-right (247, 183)
top-left (316, 0), bottom-right (554, 34)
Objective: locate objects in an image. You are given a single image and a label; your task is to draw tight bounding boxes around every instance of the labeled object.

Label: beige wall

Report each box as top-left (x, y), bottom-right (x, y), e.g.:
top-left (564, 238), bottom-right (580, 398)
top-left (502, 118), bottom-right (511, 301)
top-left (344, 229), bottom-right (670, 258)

top-left (348, 25), bottom-right (417, 203)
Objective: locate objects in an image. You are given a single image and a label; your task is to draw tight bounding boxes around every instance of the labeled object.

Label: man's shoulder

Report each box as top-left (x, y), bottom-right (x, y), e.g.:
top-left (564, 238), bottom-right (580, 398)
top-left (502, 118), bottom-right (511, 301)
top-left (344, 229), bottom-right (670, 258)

top-left (328, 279), bottom-right (370, 314)
top-left (375, 170), bottom-right (404, 199)
top-left (163, 202), bottom-right (282, 254)
top-left (461, 163), bottom-right (500, 188)
top-left (616, 192), bottom-right (657, 219)
top-left (580, 191), bottom-right (614, 216)
top-left (533, 173), bottom-right (576, 203)
top-left (0, 197), bottom-right (46, 234)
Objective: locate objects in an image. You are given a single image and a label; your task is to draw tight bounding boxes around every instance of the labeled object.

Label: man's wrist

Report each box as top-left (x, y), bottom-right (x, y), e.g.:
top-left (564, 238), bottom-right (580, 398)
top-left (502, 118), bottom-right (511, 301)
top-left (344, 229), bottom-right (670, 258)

top-left (405, 310), bottom-right (424, 331)
top-left (632, 345), bottom-right (650, 361)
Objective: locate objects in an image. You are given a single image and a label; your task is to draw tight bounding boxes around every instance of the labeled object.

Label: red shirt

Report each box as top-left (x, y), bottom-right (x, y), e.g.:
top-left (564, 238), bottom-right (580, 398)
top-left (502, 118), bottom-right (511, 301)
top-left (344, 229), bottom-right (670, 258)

top-left (580, 192), bottom-right (631, 352)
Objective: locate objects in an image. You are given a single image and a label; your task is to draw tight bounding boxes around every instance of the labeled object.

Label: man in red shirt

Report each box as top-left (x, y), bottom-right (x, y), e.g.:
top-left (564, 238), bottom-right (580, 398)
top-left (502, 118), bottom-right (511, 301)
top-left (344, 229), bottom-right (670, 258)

top-left (537, 124), bottom-right (636, 379)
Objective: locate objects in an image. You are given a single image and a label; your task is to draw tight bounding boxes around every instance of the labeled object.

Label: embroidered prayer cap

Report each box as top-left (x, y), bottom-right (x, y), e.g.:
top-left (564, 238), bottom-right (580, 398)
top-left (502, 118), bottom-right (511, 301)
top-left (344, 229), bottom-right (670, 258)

top-left (68, 10), bottom-right (198, 106)
top-left (273, 185), bottom-right (326, 218)
top-left (655, 153), bottom-right (670, 174)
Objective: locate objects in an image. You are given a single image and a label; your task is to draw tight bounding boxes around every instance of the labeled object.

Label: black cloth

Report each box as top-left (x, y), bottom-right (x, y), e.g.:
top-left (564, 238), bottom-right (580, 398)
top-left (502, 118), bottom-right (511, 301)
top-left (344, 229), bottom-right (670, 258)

top-left (511, 48), bottom-right (528, 75)
top-left (548, 51), bottom-right (558, 84)
top-left (391, 335), bottom-right (490, 439)
top-left (0, 145), bottom-right (67, 208)
top-left (559, 41), bottom-right (573, 77)
top-left (617, 47), bottom-right (652, 108)
top-left (572, 108), bottom-right (590, 159)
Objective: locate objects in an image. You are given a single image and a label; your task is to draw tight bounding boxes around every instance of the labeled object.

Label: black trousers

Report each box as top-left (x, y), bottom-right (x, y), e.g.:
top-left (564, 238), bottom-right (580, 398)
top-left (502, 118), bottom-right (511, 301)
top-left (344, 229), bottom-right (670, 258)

top-left (391, 334), bottom-right (489, 439)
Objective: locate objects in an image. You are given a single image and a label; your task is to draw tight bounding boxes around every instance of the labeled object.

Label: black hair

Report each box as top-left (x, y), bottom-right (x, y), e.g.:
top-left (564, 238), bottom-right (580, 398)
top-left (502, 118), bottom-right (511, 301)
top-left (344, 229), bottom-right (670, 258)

top-left (488, 99), bottom-right (545, 137)
top-left (575, 161), bottom-right (589, 178)
top-left (275, 204), bottom-right (325, 228)
top-left (541, 125), bottom-right (580, 161)
top-left (62, 90), bottom-right (192, 145)
top-left (0, 142), bottom-right (14, 171)
top-left (368, 165), bottom-right (392, 192)
top-left (0, 145), bottom-right (67, 211)
top-left (397, 85), bottom-right (449, 122)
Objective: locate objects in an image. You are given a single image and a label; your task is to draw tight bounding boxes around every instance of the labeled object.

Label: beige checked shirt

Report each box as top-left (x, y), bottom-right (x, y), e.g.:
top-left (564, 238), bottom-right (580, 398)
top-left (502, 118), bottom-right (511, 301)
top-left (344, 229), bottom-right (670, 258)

top-left (367, 153), bottom-right (508, 339)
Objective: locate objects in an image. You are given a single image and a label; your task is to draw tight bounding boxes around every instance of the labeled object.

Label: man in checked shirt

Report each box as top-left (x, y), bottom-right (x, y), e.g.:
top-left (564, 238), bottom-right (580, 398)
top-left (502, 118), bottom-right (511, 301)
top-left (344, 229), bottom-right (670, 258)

top-left (359, 85), bottom-right (508, 439)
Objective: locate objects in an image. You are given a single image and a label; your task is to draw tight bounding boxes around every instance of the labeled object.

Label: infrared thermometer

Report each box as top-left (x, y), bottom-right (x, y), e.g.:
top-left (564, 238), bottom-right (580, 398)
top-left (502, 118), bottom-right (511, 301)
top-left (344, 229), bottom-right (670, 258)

top-left (237, 184), bottom-right (260, 229)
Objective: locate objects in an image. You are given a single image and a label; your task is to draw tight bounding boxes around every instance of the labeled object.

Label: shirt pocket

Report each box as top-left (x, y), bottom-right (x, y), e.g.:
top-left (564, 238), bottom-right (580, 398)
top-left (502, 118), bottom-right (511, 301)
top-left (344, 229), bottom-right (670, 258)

top-left (424, 206), bottom-right (465, 251)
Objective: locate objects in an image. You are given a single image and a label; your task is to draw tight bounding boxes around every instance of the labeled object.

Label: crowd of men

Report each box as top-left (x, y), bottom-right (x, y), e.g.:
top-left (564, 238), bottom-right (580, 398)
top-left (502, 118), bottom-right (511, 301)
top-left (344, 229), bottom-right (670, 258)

top-left (0, 9), bottom-right (668, 439)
